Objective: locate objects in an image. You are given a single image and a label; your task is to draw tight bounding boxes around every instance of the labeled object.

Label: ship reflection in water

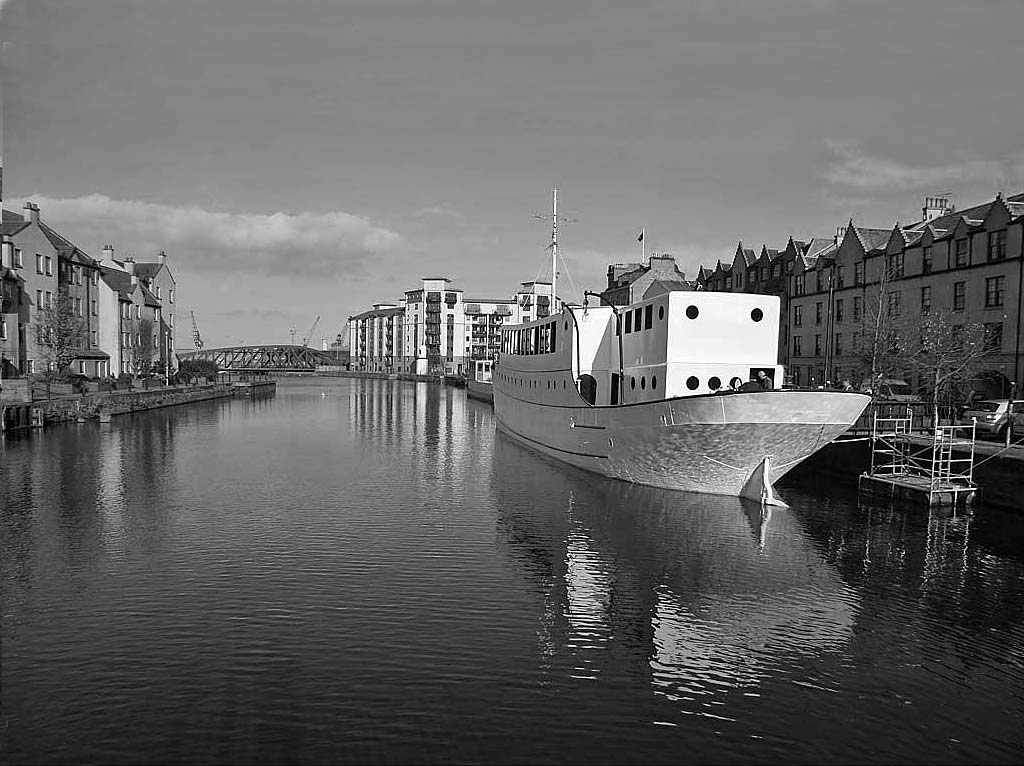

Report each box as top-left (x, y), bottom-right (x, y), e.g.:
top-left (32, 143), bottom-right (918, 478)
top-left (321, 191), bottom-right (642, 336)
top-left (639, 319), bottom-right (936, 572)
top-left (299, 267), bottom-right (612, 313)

top-left (491, 433), bottom-right (858, 717)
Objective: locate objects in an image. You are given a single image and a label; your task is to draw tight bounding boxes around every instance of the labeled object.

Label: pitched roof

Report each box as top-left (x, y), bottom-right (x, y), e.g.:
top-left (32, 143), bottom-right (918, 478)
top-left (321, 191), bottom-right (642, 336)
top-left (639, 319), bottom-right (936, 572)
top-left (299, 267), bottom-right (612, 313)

top-left (0, 220), bottom-right (29, 237)
top-left (853, 227), bottom-right (891, 252)
top-left (643, 279), bottom-right (692, 298)
top-left (2, 209), bottom-right (25, 222)
top-left (133, 262), bottom-right (163, 279)
top-left (804, 238), bottom-right (836, 259)
top-left (906, 192), bottom-right (1024, 233)
top-left (99, 265), bottom-right (135, 299)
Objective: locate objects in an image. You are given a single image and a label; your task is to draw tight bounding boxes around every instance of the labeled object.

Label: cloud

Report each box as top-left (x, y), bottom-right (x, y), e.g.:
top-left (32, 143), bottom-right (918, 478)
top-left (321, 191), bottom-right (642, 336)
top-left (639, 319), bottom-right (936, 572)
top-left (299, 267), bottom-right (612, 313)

top-left (822, 140), bottom-right (1023, 191)
top-left (15, 194), bottom-right (405, 278)
top-left (413, 205), bottom-right (466, 223)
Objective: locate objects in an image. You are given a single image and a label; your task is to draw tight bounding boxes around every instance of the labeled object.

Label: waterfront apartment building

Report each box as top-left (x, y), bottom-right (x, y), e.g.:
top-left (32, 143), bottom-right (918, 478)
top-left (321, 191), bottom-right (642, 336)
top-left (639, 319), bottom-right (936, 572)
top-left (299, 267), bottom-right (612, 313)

top-left (696, 192), bottom-right (1024, 397)
top-left (348, 278), bottom-right (560, 376)
top-left (600, 254), bottom-right (692, 305)
top-left (348, 303), bottom-right (405, 373)
top-left (0, 203), bottom-right (179, 380)
top-left (787, 193), bottom-right (1024, 394)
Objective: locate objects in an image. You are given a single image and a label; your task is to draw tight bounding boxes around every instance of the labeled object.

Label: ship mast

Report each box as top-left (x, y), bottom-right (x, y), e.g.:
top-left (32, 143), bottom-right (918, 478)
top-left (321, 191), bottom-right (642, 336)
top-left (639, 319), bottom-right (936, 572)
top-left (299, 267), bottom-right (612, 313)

top-left (550, 188), bottom-right (558, 310)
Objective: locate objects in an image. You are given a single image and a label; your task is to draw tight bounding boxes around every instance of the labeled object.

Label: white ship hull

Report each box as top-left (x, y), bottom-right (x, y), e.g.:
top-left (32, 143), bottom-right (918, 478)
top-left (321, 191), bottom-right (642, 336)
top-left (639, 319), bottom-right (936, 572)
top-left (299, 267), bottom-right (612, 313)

top-left (493, 388), bottom-right (869, 500)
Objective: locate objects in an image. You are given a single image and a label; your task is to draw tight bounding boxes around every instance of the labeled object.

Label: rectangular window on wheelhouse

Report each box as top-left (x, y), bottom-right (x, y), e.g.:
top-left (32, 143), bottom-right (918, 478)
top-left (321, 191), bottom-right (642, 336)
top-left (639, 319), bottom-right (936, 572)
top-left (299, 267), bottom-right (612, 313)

top-left (644, 304), bottom-right (653, 330)
top-left (624, 311), bottom-right (632, 333)
top-left (633, 307), bottom-right (642, 331)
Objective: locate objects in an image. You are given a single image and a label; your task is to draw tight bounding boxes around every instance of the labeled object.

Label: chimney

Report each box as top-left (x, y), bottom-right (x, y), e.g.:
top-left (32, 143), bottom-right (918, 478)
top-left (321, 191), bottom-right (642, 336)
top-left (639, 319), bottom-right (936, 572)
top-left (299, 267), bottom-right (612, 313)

top-left (835, 225), bottom-right (845, 246)
top-left (123, 257), bottom-right (135, 275)
top-left (130, 274), bottom-right (138, 288)
top-left (922, 196), bottom-right (952, 222)
top-left (22, 201), bottom-right (40, 224)
top-left (158, 250), bottom-right (167, 265)
top-left (102, 244), bottom-right (115, 264)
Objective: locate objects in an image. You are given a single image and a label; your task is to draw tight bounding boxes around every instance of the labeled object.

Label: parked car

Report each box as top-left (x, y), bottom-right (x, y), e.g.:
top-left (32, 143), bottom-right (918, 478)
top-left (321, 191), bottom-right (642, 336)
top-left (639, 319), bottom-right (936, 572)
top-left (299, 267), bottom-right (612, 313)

top-left (961, 399), bottom-right (1024, 437)
top-left (861, 377), bottom-right (922, 403)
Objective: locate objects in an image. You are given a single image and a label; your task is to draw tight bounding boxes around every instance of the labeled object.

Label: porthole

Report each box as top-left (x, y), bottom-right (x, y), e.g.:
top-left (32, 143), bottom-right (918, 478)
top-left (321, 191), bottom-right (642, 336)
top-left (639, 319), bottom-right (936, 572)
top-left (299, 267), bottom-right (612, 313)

top-left (608, 438), bottom-right (614, 448)
top-left (563, 380), bottom-right (566, 390)
top-left (564, 321), bottom-right (568, 331)
top-left (751, 308), bottom-right (764, 322)
top-left (709, 376), bottom-right (722, 390)
top-left (652, 375), bottom-right (658, 390)
top-left (658, 306), bottom-right (665, 321)
top-left (686, 375), bottom-right (699, 390)
top-left (631, 377), bottom-right (636, 390)
top-left (641, 376), bottom-right (646, 390)
top-left (686, 305), bottom-right (699, 320)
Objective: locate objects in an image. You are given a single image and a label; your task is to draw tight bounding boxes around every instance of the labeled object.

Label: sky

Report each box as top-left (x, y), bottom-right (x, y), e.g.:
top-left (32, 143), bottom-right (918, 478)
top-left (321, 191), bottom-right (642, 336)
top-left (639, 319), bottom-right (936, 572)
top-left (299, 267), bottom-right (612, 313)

top-left (3, 0), bottom-right (1023, 349)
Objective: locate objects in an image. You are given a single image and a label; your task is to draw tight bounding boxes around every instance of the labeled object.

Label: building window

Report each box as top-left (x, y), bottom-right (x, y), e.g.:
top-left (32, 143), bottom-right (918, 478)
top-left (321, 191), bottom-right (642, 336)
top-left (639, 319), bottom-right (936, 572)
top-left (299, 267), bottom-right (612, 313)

top-left (854, 262), bottom-right (864, 285)
top-left (36, 289), bottom-right (42, 307)
top-left (922, 246), bottom-right (932, 274)
top-left (793, 336), bottom-right (802, 357)
top-left (45, 256), bottom-right (52, 276)
top-left (836, 266), bottom-right (845, 289)
top-left (834, 333), bottom-right (843, 356)
top-left (814, 334), bottom-right (822, 356)
top-left (985, 276), bottom-right (1005, 308)
top-left (772, 262), bottom-right (781, 278)
top-left (815, 272), bottom-right (823, 293)
top-left (793, 305), bottom-right (803, 327)
top-left (887, 290), bottom-right (902, 318)
top-left (987, 230), bottom-right (1007, 261)
top-left (920, 286), bottom-right (931, 313)
top-left (169, 289), bottom-right (175, 304)
top-left (91, 300), bottom-right (97, 316)
top-left (853, 296), bottom-right (861, 322)
top-left (13, 248), bottom-right (22, 267)
top-left (836, 298), bottom-right (844, 323)
top-left (0, 317), bottom-right (6, 340)
top-left (955, 238), bottom-right (969, 267)
top-left (45, 291), bottom-right (52, 309)
top-left (36, 254), bottom-right (44, 274)
top-left (91, 330), bottom-right (98, 346)
top-left (887, 252), bottom-right (904, 279)
top-left (953, 281), bottom-right (966, 311)
top-left (815, 302), bottom-right (823, 325)
top-left (795, 275), bottom-right (805, 296)
top-left (725, 276), bottom-right (733, 290)
top-left (984, 322), bottom-right (1003, 352)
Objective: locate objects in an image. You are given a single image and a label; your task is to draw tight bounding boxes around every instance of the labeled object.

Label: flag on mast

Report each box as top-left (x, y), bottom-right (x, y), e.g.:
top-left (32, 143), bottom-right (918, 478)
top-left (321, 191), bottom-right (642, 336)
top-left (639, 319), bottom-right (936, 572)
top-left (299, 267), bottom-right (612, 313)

top-left (637, 228), bottom-right (645, 242)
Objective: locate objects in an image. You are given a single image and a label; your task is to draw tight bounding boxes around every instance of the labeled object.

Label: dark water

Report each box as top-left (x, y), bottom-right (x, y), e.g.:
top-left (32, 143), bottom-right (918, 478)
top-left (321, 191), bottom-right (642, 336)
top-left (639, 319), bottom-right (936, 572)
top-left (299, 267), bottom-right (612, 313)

top-left (3, 377), bottom-right (1024, 765)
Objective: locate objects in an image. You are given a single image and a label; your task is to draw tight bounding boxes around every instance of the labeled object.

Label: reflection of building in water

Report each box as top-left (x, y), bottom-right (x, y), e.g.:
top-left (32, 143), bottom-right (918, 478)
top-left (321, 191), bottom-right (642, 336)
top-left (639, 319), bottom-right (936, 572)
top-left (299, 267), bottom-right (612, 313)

top-left (97, 425), bottom-right (127, 553)
top-left (563, 494), bottom-right (613, 680)
top-left (490, 433), bottom-right (858, 710)
top-left (345, 378), bottom-right (480, 500)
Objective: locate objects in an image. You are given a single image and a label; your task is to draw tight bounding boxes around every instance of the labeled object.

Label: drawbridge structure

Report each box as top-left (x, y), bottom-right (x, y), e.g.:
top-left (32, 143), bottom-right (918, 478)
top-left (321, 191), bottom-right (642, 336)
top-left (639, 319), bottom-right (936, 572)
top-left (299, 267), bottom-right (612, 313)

top-left (178, 344), bottom-right (338, 373)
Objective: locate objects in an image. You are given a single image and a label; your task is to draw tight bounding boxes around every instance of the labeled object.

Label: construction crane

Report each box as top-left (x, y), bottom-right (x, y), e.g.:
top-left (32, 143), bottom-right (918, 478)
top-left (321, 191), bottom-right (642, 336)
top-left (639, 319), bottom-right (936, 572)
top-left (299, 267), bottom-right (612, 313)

top-left (301, 315), bottom-right (320, 347)
top-left (190, 310), bottom-right (204, 349)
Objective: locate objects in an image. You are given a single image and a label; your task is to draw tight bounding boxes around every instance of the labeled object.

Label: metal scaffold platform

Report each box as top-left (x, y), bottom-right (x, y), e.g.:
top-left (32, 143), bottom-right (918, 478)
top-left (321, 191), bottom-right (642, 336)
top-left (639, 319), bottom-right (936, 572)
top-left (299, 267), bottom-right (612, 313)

top-left (858, 412), bottom-right (978, 507)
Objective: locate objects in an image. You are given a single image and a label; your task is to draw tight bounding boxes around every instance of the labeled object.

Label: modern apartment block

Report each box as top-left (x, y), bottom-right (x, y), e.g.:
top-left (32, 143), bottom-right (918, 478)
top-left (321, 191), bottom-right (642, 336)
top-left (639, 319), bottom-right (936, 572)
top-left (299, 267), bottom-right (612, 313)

top-left (348, 278), bottom-right (559, 376)
top-left (697, 192), bottom-right (1024, 397)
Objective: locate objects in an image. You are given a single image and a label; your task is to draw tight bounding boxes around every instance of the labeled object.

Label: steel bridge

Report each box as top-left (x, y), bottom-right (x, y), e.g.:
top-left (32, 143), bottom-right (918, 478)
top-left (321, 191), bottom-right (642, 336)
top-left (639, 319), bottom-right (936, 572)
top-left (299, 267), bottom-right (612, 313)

top-left (178, 345), bottom-right (339, 372)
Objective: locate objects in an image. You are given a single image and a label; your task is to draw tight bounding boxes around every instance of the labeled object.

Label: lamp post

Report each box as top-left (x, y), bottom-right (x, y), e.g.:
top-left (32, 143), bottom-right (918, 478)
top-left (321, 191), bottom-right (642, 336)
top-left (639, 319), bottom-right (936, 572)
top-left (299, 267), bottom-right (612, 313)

top-left (1006, 379), bottom-right (1017, 448)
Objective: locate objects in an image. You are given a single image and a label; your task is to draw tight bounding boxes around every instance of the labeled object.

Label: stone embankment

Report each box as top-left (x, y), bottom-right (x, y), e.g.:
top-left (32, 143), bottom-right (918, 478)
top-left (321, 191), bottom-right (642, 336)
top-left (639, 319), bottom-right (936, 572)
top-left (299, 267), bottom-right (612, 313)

top-left (3, 384), bottom-right (234, 429)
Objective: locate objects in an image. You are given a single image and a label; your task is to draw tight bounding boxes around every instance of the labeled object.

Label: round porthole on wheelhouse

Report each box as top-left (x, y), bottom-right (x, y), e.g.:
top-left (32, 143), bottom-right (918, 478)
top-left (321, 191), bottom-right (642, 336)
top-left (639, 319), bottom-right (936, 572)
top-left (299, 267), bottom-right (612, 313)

top-left (751, 308), bottom-right (764, 322)
top-left (709, 376), bottom-right (722, 390)
top-left (686, 376), bottom-right (699, 390)
top-left (641, 376), bottom-right (646, 390)
top-left (686, 305), bottom-right (699, 320)
top-left (652, 375), bottom-right (658, 390)
top-left (658, 306), bottom-right (665, 320)
top-left (630, 377), bottom-right (636, 390)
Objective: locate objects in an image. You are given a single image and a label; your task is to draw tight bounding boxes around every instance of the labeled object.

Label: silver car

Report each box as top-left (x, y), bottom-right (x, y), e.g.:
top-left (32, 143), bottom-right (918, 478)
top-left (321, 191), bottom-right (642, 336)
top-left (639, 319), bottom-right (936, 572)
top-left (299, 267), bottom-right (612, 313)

top-left (962, 399), bottom-right (1024, 437)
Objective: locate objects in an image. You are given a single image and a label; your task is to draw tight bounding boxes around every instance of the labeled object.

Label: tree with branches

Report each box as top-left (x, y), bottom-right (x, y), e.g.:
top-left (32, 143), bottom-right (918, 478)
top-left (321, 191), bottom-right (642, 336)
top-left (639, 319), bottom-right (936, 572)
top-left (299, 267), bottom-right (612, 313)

top-left (898, 309), bottom-right (996, 424)
top-left (34, 292), bottom-right (87, 398)
top-left (127, 317), bottom-right (156, 376)
top-left (846, 263), bottom-right (907, 388)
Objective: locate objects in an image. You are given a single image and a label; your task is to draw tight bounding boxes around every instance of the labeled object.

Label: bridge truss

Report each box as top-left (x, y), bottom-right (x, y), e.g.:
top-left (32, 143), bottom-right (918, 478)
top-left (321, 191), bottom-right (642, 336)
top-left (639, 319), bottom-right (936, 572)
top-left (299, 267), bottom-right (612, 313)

top-left (179, 344), bottom-right (337, 372)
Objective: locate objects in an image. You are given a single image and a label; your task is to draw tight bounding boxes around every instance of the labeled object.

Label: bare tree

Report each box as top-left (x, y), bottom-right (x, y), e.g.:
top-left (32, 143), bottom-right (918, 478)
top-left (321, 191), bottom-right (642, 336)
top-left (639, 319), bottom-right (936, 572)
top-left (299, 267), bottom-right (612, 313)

top-left (34, 292), bottom-right (87, 398)
top-left (899, 309), bottom-right (995, 424)
top-left (127, 317), bottom-right (156, 376)
top-left (847, 264), bottom-right (907, 387)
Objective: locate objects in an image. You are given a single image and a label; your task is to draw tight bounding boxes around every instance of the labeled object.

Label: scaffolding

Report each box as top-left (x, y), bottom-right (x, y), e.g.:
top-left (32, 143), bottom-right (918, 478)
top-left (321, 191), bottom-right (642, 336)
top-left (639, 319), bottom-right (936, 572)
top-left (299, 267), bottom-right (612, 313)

top-left (860, 412), bottom-right (978, 507)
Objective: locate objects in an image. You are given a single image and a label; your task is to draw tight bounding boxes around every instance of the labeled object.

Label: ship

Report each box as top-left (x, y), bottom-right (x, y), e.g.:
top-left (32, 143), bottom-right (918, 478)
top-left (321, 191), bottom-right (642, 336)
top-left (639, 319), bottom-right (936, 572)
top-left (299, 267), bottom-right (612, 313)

top-left (491, 191), bottom-right (870, 505)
